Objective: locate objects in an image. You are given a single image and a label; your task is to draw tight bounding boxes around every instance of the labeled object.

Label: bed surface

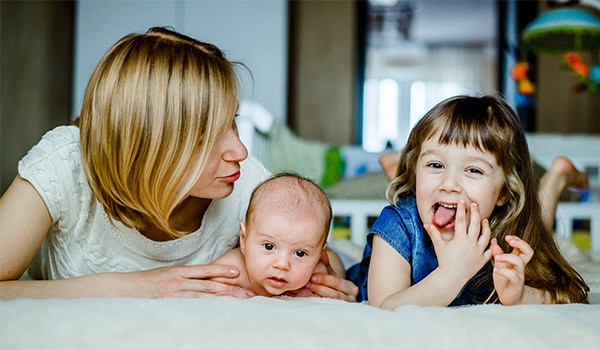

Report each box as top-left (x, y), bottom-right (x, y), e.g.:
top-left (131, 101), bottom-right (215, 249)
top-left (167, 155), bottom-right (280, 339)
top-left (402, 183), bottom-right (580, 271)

top-left (2, 245), bottom-right (599, 350)
top-left (2, 295), bottom-right (599, 350)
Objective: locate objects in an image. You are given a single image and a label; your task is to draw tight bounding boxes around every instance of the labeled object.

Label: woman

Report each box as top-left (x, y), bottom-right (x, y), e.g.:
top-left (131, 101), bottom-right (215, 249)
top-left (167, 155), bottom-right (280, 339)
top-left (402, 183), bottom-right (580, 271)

top-left (0, 27), bottom-right (357, 301)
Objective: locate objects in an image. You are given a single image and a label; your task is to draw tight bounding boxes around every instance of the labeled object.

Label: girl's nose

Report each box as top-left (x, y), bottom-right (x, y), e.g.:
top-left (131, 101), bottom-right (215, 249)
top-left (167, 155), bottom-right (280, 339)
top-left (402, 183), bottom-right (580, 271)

top-left (439, 171), bottom-right (461, 193)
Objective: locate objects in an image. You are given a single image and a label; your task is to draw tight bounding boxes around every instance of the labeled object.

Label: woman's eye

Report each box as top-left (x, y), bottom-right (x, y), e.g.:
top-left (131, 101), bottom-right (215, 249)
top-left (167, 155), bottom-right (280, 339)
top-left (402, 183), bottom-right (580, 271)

top-left (263, 243), bottom-right (274, 251)
top-left (294, 250), bottom-right (307, 258)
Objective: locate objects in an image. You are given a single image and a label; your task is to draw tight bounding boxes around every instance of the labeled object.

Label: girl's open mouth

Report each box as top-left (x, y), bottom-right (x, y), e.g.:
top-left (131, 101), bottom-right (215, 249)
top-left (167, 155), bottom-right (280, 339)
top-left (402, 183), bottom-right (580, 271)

top-left (433, 202), bottom-right (457, 229)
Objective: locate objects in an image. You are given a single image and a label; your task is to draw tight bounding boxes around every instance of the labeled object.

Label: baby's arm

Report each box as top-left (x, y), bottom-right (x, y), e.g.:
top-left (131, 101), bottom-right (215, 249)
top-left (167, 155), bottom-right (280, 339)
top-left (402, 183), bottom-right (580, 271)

top-left (491, 236), bottom-right (549, 305)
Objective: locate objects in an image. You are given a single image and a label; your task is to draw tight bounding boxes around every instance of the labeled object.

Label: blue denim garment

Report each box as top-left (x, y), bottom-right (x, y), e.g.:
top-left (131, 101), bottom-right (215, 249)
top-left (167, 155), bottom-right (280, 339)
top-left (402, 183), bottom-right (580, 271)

top-left (347, 195), bottom-right (482, 305)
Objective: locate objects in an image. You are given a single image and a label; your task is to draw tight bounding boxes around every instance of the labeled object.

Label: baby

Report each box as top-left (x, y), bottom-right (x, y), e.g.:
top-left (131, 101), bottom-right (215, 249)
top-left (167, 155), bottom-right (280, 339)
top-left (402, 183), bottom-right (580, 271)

top-left (212, 173), bottom-right (333, 297)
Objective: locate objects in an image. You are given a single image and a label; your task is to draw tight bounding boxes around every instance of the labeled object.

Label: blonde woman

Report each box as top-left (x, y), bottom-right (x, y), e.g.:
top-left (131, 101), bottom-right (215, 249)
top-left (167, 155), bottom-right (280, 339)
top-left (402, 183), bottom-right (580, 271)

top-left (0, 27), bottom-right (357, 301)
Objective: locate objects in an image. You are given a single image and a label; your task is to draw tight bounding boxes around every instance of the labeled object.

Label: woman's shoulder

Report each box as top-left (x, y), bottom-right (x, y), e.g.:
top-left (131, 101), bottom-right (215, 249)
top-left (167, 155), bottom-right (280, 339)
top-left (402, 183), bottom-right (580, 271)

top-left (239, 155), bottom-right (272, 187)
top-left (19, 125), bottom-right (80, 168)
top-left (18, 125), bottom-right (87, 222)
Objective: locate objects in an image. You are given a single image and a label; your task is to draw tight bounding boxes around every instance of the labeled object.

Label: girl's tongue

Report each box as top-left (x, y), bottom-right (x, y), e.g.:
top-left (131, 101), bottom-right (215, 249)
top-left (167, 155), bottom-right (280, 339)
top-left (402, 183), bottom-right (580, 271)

top-left (433, 204), bottom-right (456, 228)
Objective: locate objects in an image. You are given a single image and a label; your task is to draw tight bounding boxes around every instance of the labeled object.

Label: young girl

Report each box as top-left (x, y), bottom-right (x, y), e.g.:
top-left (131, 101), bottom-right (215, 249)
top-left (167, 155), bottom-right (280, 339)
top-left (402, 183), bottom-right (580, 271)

top-left (347, 95), bottom-right (589, 308)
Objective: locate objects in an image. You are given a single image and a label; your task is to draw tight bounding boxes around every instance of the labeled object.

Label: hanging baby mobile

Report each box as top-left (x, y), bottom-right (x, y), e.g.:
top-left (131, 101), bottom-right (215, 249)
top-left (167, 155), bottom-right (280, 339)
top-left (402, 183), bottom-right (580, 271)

top-left (513, 7), bottom-right (600, 95)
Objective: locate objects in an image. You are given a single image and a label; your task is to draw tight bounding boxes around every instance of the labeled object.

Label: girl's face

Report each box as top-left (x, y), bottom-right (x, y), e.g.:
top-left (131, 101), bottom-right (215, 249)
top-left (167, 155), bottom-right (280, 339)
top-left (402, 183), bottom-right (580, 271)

top-left (239, 213), bottom-right (325, 296)
top-left (188, 119), bottom-right (248, 199)
top-left (415, 135), bottom-right (507, 240)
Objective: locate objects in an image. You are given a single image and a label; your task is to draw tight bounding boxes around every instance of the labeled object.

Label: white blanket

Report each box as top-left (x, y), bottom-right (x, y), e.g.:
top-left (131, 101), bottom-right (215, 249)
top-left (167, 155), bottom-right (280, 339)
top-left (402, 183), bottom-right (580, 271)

top-left (2, 293), bottom-right (599, 350)
top-left (3, 238), bottom-right (600, 350)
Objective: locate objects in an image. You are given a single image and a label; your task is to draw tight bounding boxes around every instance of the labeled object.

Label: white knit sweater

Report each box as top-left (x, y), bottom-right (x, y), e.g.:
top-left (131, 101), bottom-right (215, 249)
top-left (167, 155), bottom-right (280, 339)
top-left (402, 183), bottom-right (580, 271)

top-left (19, 125), bottom-right (271, 280)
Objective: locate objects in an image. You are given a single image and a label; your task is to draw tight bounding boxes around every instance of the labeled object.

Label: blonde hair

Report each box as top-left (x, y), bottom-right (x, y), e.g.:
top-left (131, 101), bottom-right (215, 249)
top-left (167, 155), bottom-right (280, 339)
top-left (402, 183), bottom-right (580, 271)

top-left (78, 27), bottom-right (242, 238)
top-left (246, 173), bottom-right (332, 245)
top-left (388, 95), bottom-right (588, 304)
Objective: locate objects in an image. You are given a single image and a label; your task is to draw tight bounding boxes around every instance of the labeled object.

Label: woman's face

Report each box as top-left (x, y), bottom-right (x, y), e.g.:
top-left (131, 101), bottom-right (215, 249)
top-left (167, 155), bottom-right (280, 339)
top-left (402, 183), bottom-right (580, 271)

top-left (188, 119), bottom-right (248, 199)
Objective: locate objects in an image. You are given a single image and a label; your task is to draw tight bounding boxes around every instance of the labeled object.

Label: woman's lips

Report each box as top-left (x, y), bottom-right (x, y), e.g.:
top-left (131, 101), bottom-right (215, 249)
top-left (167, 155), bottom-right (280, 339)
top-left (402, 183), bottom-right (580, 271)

top-left (222, 171), bottom-right (241, 183)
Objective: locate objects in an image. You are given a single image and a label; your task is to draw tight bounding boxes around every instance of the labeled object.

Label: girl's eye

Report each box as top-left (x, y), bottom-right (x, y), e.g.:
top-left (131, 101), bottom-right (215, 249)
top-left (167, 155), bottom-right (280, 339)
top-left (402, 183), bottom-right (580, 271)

top-left (427, 162), bottom-right (443, 169)
top-left (263, 243), bottom-right (274, 251)
top-left (294, 250), bottom-right (307, 258)
top-left (466, 167), bottom-right (483, 175)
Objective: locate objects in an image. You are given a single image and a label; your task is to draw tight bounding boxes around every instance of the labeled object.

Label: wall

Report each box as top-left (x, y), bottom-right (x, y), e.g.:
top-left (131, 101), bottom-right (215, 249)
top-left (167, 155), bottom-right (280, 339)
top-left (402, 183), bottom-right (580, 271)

top-left (533, 2), bottom-right (600, 134)
top-left (0, 1), bottom-right (74, 193)
top-left (288, 0), bottom-right (358, 146)
top-left (73, 0), bottom-right (288, 120)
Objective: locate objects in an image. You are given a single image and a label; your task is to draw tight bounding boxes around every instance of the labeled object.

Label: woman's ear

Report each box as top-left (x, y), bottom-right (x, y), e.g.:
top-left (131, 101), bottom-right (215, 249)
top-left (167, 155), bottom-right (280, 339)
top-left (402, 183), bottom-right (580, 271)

top-left (239, 222), bottom-right (247, 254)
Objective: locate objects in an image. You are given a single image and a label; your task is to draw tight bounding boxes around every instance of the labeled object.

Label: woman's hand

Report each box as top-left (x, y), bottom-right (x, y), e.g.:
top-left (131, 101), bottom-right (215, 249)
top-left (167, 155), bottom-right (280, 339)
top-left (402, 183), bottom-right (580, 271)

top-left (1, 264), bottom-right (256, 300)
top-left (491, 235), bottom-right (534, 305)
top-left (124, 264), bottom-right (257, 298)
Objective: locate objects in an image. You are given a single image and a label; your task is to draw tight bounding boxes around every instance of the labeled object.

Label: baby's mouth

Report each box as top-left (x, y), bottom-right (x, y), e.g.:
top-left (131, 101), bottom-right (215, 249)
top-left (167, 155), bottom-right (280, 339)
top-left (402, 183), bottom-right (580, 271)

top-left (433, 202), bottom-right (457, 228)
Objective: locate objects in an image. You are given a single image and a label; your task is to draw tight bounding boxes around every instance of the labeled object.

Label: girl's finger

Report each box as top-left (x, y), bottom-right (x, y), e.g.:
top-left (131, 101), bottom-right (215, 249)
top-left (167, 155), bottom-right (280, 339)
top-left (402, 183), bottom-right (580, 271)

top-left (467, 202), bottom-right (481, 239)
top-left (454, 200), bottom-right (467, 237)
top-left (478, 218), bottom-right (491, 247)
top-left (424, 222), bottom-right (443, 245)
top-left (494, 253), bottom-right (525, 270)
top-left (505, 235), bottom-right (534, 263)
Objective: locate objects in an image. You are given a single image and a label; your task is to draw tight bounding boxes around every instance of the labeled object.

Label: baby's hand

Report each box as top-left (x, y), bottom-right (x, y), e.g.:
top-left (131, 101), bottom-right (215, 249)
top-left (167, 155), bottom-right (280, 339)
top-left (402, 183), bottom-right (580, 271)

top-left (491, 235), bottom-right (534, 305)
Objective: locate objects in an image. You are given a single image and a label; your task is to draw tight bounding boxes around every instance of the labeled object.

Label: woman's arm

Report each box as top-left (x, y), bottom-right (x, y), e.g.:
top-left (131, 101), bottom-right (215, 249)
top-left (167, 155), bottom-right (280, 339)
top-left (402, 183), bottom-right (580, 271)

top-left (0, 176), bottom-right (51, 282)
top-left (0, 176), bottom-right (254, 300)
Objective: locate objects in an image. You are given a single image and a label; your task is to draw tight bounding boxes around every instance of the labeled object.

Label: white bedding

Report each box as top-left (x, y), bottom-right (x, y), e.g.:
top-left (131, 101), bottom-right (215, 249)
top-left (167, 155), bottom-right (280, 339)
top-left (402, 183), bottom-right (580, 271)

top-left (1, 295), bottom-right (599, 350)
top-left (3, 243), bottom-right (599, 350)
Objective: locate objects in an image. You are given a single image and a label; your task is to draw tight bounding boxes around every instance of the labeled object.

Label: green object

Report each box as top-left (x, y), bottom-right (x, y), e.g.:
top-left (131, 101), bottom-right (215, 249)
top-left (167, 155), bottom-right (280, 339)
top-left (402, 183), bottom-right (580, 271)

top-left (320, 147), bottom-right (344, 188)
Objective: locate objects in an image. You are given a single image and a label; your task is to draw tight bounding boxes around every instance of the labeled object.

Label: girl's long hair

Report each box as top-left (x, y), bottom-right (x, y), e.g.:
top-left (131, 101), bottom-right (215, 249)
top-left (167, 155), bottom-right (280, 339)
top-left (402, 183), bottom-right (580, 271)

top-left (388, 95), bottom-right (588, 304)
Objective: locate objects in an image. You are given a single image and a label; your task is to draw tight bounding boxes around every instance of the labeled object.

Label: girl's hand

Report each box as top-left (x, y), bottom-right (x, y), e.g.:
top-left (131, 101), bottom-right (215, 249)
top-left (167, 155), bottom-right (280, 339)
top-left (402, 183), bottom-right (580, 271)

top-left (289, 251), bottom-right (358, 302)
top-left (424, 201), bottom-right (493, 284)
top-left (491, 235), bottom-right (534, 305)
top-left (126, 264), bottom-right (257, 299)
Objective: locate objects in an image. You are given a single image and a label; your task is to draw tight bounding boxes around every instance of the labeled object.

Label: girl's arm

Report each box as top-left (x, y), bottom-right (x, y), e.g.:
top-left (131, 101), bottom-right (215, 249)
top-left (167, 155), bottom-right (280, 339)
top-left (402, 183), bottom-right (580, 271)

top-left (0, 176), bottom-right (253, 300)
top-left (367, 235), bottom-right (473, 308)
top-left (369, 202), bottom-right (493, 309)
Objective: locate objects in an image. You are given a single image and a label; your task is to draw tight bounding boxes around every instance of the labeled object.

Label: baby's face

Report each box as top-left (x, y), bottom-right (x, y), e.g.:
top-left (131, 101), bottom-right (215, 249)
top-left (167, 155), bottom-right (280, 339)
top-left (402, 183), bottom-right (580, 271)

top-left (240, 213), bottom-right (326, 296)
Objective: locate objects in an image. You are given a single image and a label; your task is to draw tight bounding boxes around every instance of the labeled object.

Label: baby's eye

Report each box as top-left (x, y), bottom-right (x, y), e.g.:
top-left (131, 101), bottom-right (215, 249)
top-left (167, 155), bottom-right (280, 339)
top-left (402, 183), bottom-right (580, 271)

top-left (263, 243), bottom-right (275, 251)
top-left (294, 250), bottom-right (307, 258)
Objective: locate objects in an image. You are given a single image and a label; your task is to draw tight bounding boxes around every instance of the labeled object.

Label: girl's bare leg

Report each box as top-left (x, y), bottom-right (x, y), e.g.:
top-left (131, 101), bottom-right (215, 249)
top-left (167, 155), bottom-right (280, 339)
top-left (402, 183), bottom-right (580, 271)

top-left (379, 152), bottom-right (401, 181)
top-left (538, 157), bottom-right (589, 230)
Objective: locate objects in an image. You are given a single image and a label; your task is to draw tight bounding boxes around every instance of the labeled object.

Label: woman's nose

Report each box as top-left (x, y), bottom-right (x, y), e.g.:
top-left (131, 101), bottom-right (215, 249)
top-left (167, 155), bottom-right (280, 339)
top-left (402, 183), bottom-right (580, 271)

top-left (223, 129), bottom-right (248, 162)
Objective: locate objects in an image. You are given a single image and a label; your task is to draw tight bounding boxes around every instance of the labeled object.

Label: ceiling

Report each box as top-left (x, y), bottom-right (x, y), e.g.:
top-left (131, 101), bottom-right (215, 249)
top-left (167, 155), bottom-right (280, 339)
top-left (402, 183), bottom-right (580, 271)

top-left (368, 0), bottom-right (498, 45)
